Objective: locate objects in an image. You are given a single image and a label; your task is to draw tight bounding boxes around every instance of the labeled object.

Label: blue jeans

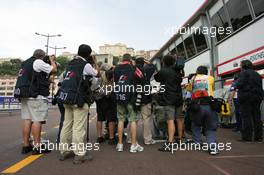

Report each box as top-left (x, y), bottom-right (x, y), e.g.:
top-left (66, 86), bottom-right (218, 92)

top-left (233, 98), bottom-right (241, 131)
top-left (191, 105), bottom-right (218, 146)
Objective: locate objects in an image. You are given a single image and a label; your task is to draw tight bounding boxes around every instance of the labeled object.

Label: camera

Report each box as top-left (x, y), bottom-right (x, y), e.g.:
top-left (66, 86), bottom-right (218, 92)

top-left (43, 55), bottom-right (51, 65)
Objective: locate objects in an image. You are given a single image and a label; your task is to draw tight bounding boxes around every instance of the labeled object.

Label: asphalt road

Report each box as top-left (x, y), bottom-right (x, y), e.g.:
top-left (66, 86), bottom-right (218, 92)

top-left (0, 108), bottom-right (264, 175)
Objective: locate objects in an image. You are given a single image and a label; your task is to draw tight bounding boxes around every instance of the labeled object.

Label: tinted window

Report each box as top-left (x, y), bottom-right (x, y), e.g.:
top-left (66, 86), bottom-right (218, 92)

top-left (193, 32), bottom-right (208, 53)
top-left (211, 6), bottom-right (231, 41)
top-left (170, 48), bottom-right (177, 55)
top-left (251, 0), bottom-right (264, 17)
top-left (184, 36), bottom-right (196, 58)
top-left (176, 42), bottom-right (185, 58)
top-left (226, 0), bottom-right (252, 31)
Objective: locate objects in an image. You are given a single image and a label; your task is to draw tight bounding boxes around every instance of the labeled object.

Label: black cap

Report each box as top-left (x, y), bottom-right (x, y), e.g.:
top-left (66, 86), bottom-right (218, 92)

top-left (78, 44), bottom-right (92, 59)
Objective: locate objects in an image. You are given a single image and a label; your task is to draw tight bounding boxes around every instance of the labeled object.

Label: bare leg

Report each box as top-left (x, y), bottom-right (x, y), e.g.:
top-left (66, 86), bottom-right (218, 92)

top-left (96, 121), bottom-right (103, 137)
top-left (167, 120), bottom-right (175, 143)
top-left (22, 119), bottom-right (32, 146)
top-left (118, 121), bottom-right (124, 144)
top-left (130, 121), bottom-right (137, 145)
top-left (31, 122), bottom-right (42, 147)
top-left (108, 122), bottom-right (115, 139)
top-left (176, 118), bottom-right (184, 140)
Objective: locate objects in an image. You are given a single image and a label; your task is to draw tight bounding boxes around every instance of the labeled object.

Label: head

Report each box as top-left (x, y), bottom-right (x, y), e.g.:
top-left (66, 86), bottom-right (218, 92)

top-left (196, 66), bottom-right (208, 75)
top-left (122, 53), bottom-right (132, 62)
top-left (100, 63), bottom-right (111, 72)
top-left (234, 72), bottom-right (240, 80)
top-left (78, 44), bottom-right (92, 60)
top-left (33, 49), bottom-right (45, 59)
top-left (240, 60), bottom-right (253, 70)
top-left (162, 55), bottom-right (176, 67)
top-left (135, 57), bottom-right (145, 68)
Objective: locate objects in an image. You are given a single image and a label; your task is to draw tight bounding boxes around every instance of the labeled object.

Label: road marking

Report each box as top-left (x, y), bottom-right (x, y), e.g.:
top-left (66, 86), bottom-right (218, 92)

top-left (209, 155), bottom-right (264, 159)
top-left (207, 161), bottom-right (233, 175)
top-left (1, 155), bottom-right (43, 174)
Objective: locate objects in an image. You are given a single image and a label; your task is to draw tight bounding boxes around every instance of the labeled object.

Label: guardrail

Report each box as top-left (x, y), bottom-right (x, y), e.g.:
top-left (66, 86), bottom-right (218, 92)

top-left (0, 96), bottom-right (54, 116)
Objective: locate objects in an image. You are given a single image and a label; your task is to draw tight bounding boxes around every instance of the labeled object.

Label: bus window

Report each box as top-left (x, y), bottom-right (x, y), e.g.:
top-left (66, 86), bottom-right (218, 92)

top-left (251, 0), bottom-right (264, 17)
top-left (226, 0), bottom-right (253, 31)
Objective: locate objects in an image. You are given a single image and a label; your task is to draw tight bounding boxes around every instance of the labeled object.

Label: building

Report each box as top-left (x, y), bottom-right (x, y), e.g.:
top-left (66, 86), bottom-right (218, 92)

top-left (0, 75), bottom-right (59, 98)
top-left (95, 54), bottom-right (114, 66)
top-left (151, 0), bottom-right (264, 96)
top-left (0, 76), bottom-right (16, 97)
top-left (99, 43), bottom-right (129, 57)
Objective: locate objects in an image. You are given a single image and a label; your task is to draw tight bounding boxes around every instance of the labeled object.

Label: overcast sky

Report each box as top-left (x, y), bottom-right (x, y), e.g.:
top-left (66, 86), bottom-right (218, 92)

top-left (0, 0), bottom-right (204, 59)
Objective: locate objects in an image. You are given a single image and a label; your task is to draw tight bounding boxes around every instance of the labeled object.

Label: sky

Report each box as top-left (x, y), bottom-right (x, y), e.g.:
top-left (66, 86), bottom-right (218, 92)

top-left (0, 0), bottom-right (204, 59)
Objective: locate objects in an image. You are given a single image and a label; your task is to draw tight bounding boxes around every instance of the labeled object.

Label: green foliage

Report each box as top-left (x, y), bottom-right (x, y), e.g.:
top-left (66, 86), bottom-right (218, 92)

top-left (0, 59), bottom-right (22, 76)
top-left (55, 56), bottom-right (70, 75)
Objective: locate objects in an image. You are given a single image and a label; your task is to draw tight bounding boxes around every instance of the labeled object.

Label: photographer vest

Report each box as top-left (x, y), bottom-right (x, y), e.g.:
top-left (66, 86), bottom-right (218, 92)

top-left (57, 58), bottom-right (90, 107)
top-left (14, 57), bottom-right (50, 98)
top-left (114, 63), bottom-right (135, 105)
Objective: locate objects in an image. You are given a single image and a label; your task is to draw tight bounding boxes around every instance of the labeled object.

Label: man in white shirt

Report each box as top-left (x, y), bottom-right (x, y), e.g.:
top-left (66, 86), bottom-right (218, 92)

top-left (18, 49), bottom-right (57, 155)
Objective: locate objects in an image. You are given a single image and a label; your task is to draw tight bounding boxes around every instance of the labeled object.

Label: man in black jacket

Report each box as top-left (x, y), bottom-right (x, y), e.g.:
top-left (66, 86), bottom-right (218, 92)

top-left (154, 55), bottom-right (183, 151)
top-left (237, 60), bottom-right (263, 143)
top-left (135, 57), bottom-right (156, 145)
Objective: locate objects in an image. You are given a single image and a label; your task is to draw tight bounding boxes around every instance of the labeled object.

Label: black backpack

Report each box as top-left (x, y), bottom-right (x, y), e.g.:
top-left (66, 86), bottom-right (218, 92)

top-left (114, 64), bottom-right (135, 105)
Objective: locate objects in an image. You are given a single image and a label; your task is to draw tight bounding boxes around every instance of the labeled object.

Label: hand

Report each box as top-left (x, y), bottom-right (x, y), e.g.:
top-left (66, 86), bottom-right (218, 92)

top-left (49, 55), bottom-right (56, 63)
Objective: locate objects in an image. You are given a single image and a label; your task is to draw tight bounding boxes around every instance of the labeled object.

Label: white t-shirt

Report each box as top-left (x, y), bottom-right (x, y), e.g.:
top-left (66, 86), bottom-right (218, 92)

top-left (33, 59), bottom-right (53, 74)
top-left (83, 63), bottom-right (98, 76)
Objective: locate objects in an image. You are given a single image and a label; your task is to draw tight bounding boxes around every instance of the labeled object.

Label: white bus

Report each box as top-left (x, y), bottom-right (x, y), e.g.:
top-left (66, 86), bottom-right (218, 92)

top-left (151, 0), bottom-right (264, 97)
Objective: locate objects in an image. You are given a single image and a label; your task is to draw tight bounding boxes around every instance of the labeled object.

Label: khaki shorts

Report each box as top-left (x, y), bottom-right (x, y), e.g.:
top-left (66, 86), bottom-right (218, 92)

top-left (21, 99), bottom-right (48, 122)
top-left (164, 105), bottom-right (184, 120)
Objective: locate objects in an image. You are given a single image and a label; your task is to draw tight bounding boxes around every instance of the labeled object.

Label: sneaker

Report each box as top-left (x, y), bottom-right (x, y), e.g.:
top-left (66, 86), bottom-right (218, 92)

top-left (97, 137), bottom-right (105, 143)
top-left (21, 145), bottom-right (33, 154)
top-left (144, 139), bottom-right (156, 145)
top-left (237, 139), bottom-right (252, 143)
top-left (108, 138), bottom-right (117, 145)
top-left (209, 149), bottom-right (220, 155)
top-left (59, 151), bottom-right (75, 161)
top-left (158, 142), bottom-right (173, 152)
top-left (127, 138), bottom-right (132, 144)
top-left (130, 143), bottom-right (144, 153)
top-left (116, 143), bottom-right (124, 152)
top-left (73, 153), bottom-right (93, 164)
top-left (32, 144), bottom-right (51, 155)
top-left (254, 139), bottom-right (263, 143)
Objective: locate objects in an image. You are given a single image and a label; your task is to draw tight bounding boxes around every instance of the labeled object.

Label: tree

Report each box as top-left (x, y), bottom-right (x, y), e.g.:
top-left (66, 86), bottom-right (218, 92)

top-left (55, 56), bottom-right (70, 75)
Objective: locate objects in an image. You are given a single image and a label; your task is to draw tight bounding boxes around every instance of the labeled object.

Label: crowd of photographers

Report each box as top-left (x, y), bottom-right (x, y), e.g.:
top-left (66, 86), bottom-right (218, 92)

top-left (14, 44), bottom-right (263, 164)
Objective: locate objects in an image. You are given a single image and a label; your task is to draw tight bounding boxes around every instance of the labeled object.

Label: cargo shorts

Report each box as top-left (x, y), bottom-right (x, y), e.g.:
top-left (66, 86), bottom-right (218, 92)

top-left (117, 103), bottom-right (138, 122)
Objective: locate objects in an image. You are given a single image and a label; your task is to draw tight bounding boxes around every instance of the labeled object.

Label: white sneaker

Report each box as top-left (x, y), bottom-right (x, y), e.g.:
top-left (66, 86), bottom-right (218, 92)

top-left (130, 143), bottom-right (144, 153)
top-left (127, 138), bottom-right (132, 144)
top-left (144, 139), bottom-right (156, 145)
top-left (116, 143), bottom-right (123, 152)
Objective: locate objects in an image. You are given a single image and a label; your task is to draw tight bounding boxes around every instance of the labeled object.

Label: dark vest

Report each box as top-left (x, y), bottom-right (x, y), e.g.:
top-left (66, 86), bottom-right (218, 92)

top-left (58, 58), bottom-right (91, 107)
top-left (14, 57), bottom-right (50, 98)
top-left (114, 63), bottom-right (135, 104)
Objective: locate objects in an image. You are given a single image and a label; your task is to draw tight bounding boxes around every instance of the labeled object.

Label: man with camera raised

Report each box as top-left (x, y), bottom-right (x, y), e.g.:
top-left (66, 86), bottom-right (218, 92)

top-left (14, 49), bottom-right (57, 155)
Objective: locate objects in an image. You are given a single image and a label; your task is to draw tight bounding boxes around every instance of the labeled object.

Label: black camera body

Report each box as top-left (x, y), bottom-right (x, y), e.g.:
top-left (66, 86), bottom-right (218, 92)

top-left (43, 55), bottom-right (51, 65)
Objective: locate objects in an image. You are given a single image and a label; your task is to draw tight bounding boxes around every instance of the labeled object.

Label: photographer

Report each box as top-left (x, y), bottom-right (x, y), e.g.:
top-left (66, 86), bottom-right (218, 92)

top-left (154, 55), bottom-right (184, 152)
top-left (134, 57), bottom-right (156, 145)
top-left (14, 49), bottom-right (57, 155)
top-left (189, 66), bottom-right (218, 155)
top-left (58, 44), bottom-right (99, 164)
